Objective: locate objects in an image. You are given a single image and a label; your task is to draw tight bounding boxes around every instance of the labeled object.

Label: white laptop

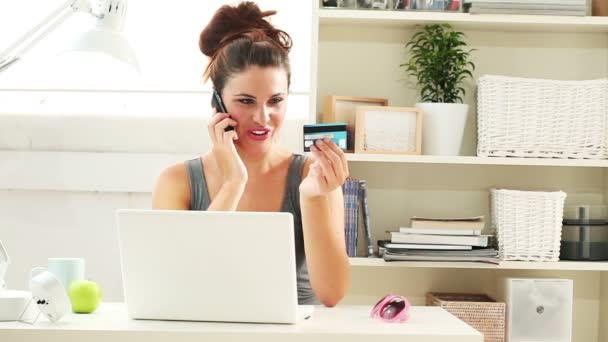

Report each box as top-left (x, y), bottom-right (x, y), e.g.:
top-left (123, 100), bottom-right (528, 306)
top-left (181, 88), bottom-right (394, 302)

top-left (116, 209), bottom-right (314, 324)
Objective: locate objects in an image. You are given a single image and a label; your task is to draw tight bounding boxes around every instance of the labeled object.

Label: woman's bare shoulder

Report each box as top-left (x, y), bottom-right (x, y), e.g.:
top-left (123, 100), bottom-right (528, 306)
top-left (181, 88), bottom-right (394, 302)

top-left (151, 160), bottom-right (193, 210)
top-left (160, 161), bottom-right (190, 183)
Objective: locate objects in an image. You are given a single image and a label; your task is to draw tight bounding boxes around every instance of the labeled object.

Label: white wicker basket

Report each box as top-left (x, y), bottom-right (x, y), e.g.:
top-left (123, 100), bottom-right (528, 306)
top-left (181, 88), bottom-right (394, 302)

top-left (477, 75), bottom-right (608, 159)
top-left (490, 189), bottom-right (566, 262)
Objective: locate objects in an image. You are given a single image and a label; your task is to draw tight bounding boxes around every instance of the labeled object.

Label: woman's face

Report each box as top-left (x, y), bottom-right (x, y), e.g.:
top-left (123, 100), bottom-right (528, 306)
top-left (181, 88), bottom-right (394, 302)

top-left (221, 65), bottom-right (289, 157)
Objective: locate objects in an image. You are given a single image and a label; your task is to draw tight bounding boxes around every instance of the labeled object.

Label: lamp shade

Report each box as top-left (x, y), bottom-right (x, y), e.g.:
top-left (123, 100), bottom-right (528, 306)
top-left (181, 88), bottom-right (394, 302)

top-left (61, 0), bottom-right (139, 72)
top-left (62, 28), bottom-right (139, 73)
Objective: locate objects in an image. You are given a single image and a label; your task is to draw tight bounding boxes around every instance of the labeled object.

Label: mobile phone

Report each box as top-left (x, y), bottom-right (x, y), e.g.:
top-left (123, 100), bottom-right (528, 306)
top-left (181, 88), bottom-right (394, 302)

top-left (212, 89), bottom-right (234, 132)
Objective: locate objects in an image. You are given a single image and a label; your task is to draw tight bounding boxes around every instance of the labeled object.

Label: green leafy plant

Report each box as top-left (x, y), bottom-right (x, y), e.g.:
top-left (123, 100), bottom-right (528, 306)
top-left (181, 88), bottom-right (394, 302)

top-left (401, 24), bottom-right (475, 103)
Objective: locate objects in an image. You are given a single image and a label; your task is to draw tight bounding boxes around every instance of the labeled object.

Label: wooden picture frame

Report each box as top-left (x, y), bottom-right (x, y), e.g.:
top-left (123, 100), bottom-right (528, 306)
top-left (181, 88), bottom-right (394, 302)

top-left (323, 96), bottom-right (388, 152)
top-left (593, 0), bottom-right (608, 16)
top-left (354, 106), bottom-right (423, 155)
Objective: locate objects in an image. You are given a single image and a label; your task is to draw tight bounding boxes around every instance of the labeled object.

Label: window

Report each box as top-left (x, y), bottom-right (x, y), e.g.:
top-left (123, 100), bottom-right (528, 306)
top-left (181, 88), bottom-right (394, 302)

top-left (0, 0), bottom-right (314, 118)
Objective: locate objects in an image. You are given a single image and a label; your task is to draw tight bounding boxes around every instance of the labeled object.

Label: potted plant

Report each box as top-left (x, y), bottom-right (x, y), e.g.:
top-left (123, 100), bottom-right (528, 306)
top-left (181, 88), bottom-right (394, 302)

top-left (401, 23), bottom-right (475, 156)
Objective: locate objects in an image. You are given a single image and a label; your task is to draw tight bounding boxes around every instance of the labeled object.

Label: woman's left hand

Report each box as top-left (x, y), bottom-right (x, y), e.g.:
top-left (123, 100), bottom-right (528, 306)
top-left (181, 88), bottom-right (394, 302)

top-left (300, 138), bottom-right (349, 198)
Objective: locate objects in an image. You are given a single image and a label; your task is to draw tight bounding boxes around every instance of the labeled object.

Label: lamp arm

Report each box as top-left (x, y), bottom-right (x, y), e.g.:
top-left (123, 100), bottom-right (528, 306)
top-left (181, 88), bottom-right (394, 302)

top-left (0, 0), bottom-right (95, 73)
top-left (0, 240), bottom-right (8, 289)
top-left (0, 240), bottom-right (8, 265)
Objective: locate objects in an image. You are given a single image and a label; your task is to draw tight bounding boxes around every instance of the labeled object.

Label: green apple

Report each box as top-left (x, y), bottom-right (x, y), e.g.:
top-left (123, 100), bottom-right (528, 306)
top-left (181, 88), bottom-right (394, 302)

top-left (68, 279), bottom-right (102, 314)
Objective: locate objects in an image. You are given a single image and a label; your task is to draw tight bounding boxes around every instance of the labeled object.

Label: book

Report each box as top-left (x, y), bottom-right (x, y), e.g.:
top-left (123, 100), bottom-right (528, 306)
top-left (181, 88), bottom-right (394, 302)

top-left (464, 0), bottom-right (584, 4)
top-left (471, 3), bottom-right (586, 9)
top-left (384, 243), bottom-right (473, 250)
top-left (469, 8), bottom-right (586, 15)
top-left (410, 215), bottom-right (485, 230)
top-left (342, 178), bottom-right (360, 257)
top-left (383, 251), bottom-right (499, 264)
top-left (399, 227), bottom-right (482, 236)
top-left (359, 179), bottom-right (374, 257)
top-left (387, 248), bottom-right (498, 257)
top-left (377, 239), bottom-right (391, 258)
top-left (463, 0), bottom-right (588, 14)
top-left (390, 232), bottom-right (490, 247)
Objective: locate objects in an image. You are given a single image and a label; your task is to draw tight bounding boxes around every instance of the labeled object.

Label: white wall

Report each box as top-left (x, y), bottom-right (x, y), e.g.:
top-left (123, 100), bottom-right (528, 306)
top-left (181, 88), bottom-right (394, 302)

top-left (0, 190), bottom-right (148, 302)
top-left (0, 114), bottom-right (305, 301)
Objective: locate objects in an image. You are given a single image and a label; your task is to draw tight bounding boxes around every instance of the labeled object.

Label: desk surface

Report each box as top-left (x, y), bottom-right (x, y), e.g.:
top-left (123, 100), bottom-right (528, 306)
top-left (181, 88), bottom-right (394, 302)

top-left (0, 303), bottom-right (482, 342)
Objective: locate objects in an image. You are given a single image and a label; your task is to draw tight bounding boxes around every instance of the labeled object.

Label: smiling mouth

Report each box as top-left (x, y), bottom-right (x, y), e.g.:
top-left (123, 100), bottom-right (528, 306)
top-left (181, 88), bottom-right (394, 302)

top-left (246, 129), bottom-right (272, 141)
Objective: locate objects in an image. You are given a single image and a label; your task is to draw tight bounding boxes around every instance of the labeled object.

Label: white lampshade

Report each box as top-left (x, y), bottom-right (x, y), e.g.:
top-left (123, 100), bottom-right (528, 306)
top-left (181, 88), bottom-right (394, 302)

top-left (62, 28), bottom-right (139, 73)
top-left (61, 0), bottom-right (139, 73)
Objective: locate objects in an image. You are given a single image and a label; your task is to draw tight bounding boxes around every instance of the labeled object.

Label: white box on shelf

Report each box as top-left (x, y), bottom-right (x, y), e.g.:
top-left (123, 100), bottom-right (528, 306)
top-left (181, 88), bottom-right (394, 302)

top-left (504, 278), bottom-right (573, 342)
top-left (491, 189), bottom-right (566, 262)
top-left (477, 75), bottom-right (608, 160)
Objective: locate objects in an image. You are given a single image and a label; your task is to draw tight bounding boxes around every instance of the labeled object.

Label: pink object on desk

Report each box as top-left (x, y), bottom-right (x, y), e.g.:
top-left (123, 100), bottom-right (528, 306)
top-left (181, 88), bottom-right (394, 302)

top-left (370, 294), bottom-right (411, 323)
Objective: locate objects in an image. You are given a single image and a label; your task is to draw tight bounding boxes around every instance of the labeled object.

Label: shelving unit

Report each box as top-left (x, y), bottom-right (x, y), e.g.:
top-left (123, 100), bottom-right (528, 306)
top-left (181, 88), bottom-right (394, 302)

top-left (319, 9), bottom-right (608, 32)
top-left (345, 153), bottom-right (608, 167)
top-left (315, 5), bottom-right (608, 342)
top-left (349, 258), bottom-right (608, 271)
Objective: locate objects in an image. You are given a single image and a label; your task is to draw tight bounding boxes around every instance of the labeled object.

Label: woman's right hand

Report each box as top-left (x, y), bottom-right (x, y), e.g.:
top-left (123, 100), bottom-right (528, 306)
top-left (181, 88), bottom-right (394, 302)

top-left (207, 112), bottom-right (248, 187)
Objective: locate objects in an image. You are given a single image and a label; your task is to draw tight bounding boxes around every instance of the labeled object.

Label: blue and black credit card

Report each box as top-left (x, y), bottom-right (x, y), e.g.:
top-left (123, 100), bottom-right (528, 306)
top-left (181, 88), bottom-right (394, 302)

top-left (303, 123), bottom-right (348, 152)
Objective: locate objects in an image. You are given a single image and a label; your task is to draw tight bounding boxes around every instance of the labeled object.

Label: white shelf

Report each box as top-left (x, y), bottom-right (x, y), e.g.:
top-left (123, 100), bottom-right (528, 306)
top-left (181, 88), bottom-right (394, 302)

top-left (345, 153), bottom-right (608, 167)
top-left (350, 257), bottom-right (608, 271)
top-left (319, 9), bottom-right (608, 33)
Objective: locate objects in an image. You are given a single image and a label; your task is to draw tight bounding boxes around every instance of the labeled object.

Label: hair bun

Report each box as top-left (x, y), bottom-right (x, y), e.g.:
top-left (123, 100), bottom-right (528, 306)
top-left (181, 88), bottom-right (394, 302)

top-left (199, 1), bottom-right (291, 58)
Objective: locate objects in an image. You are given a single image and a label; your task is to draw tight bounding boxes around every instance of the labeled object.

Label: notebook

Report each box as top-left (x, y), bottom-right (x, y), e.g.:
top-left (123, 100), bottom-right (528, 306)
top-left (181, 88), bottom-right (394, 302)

top-left (116, 209), bottom-right (314, 324)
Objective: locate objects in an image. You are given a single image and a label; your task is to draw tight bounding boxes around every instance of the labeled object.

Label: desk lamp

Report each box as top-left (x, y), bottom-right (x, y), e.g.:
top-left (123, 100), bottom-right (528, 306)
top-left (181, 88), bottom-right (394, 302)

top-left (0, 0), bottom-right (138, 74)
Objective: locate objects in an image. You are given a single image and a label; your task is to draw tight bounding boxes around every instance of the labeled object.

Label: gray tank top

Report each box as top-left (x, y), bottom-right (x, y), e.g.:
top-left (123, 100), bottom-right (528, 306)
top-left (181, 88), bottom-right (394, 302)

top-left (185, 154), bottom-right (319, 305)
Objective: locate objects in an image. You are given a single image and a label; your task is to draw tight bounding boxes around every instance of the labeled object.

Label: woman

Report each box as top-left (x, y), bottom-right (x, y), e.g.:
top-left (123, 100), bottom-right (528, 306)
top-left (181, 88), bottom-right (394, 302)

top-left (152, 2), bottom-right (350, 307)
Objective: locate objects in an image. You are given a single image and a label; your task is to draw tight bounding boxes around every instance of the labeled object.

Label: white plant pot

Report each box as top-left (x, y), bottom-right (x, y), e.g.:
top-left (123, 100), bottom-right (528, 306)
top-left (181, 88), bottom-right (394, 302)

top-left (415, 102), bottom-right (469, 156)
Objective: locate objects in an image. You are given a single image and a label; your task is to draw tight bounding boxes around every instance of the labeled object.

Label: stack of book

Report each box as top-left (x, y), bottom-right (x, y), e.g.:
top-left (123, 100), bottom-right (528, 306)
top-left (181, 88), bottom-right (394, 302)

top-left (342, 178), bottom-right (374, 258)
top-left (342, 178), bottom-right (360, 257)
top-left (383, 216), bottom-right (499, 264)
top-left (464, 0), bottom-right (587, 16)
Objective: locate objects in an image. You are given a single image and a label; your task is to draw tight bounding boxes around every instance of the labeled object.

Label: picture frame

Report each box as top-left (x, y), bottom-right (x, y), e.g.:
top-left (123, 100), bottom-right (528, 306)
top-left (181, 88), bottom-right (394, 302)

top-left (354, 106), bottom-right (423, 155)
top-left (323, 95), bottom-right (388, 152)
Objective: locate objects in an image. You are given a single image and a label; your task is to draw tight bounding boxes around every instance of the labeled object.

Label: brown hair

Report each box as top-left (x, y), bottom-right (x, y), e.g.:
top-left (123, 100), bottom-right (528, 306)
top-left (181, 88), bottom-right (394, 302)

top-left (199, 2), bottom-right (292, 93)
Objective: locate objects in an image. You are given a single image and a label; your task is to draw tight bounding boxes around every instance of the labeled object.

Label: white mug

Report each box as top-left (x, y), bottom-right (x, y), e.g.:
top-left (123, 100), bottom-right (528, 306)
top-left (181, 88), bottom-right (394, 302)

top-left (47, 258), bottom-right (85, 292)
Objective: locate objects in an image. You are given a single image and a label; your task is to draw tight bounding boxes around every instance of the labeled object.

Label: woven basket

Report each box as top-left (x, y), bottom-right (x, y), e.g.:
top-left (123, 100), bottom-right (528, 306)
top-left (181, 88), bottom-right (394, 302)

top-left (477, 75), bottom-right (608, 159)
top-left (491, 189), bottom-right (566, 262)
top-left (427, 292), bottom-right (505, 342)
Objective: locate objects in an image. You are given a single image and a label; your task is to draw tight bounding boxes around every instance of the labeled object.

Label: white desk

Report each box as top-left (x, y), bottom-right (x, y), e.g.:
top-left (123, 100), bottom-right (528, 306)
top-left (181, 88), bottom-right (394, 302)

top-left (0, 303), bottom-right (483, 342)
